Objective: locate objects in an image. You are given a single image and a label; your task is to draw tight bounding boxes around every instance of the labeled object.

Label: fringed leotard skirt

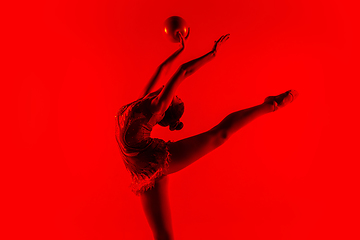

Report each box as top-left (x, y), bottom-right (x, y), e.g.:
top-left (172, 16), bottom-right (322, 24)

top-left (115, 88), bottom-right (172, 195)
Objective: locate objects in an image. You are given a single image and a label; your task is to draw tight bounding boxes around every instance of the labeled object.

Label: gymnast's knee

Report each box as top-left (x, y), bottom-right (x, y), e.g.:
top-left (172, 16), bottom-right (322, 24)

top-left (179, 63), bottom-right (193, 77)
top-left (209, 127), bottom-right (229, 147)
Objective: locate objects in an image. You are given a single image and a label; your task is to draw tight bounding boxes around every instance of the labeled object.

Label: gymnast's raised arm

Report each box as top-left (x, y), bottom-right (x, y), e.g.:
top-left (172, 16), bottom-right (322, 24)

top-left (139, 28), bottom-right (190, 99)
top-left (150, 33), bottom-right (230, 115)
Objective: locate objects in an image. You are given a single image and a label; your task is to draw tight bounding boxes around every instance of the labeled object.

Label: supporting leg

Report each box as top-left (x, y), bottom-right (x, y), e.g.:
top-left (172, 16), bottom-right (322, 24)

top-left (140, 176), bottom-right (174, 240)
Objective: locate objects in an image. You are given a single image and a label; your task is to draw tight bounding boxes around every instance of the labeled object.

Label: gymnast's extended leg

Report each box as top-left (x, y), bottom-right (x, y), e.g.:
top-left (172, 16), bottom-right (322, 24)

top-left (166, 90), bottom-right (298, 174)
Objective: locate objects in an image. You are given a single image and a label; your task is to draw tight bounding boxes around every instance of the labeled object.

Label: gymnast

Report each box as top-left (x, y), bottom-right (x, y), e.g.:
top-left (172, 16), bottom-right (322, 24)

top-left (115, 29), bottom-right (298, 240)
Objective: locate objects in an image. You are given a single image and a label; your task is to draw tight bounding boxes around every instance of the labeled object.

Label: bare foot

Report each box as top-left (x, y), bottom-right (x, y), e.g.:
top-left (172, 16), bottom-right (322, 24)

top-left (264, 90), bottom-right (299, 111)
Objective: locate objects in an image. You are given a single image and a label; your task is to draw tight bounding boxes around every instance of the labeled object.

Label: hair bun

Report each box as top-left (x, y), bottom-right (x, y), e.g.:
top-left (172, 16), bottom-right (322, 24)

top-left (176, 121), bottom-right (184, 130)
top-left (169, 121), bottom-right (184, 131)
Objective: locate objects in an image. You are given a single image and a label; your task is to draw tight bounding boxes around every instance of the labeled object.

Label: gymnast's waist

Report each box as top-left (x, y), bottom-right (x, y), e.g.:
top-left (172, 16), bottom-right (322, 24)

top-left (120, 137), bottom-right (154, 156)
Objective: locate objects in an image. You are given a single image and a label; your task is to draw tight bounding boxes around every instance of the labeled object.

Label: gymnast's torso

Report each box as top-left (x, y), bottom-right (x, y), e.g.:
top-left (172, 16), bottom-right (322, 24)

top-left (115, 87), bottom-right (165, 154)
top-left (115, 87), bottom-right (171, 194)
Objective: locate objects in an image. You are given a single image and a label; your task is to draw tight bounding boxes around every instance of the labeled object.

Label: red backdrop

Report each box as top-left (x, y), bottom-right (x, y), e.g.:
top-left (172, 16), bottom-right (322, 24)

top-left (3, 0), bottom-right (359, 239)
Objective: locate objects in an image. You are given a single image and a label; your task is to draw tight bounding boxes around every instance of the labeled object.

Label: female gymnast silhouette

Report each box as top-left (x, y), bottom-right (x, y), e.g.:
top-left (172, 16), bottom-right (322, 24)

top-left (115, 29), bottom-right (299, 240)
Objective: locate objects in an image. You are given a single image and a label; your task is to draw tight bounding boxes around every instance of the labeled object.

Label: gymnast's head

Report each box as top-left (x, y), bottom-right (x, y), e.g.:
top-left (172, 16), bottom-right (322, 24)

top-left (158, 96), bottom-right (184, 131)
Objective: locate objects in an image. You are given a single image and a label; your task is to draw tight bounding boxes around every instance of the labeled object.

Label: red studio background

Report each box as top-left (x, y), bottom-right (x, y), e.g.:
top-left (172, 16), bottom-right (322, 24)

top-left (2, 0), bottom-right (359, 239)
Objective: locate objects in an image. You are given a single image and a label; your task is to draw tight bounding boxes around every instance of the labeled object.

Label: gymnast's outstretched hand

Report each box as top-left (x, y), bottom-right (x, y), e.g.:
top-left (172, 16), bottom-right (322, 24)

top-left (212, 33), bottom-right (230, 55)
top-left (176, 27), bottom-right (190, 51)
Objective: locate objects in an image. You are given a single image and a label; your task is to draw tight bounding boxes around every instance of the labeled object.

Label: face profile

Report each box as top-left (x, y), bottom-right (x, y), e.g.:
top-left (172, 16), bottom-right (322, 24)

top-left (158, 96), bottom-right (184, 130)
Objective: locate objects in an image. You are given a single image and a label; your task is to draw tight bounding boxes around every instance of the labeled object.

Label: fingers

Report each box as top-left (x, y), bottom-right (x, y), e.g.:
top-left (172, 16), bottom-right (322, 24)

top-left (176, 31), bottom-right (185, 43)
top-left (215, 33), bottom-right (230, 44)
top-left (185, 27), bottom-right (190, 40)
top-left (212, 33), bottom-right (230, 53)
top-left (176, 31), bottom-right (182, 38)
top-left (220, 33), bottom-right (230, 42)
top-left (214, 34), bottom-right (230, 48)
top-left (219, 35), bottom-right (226, 42)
